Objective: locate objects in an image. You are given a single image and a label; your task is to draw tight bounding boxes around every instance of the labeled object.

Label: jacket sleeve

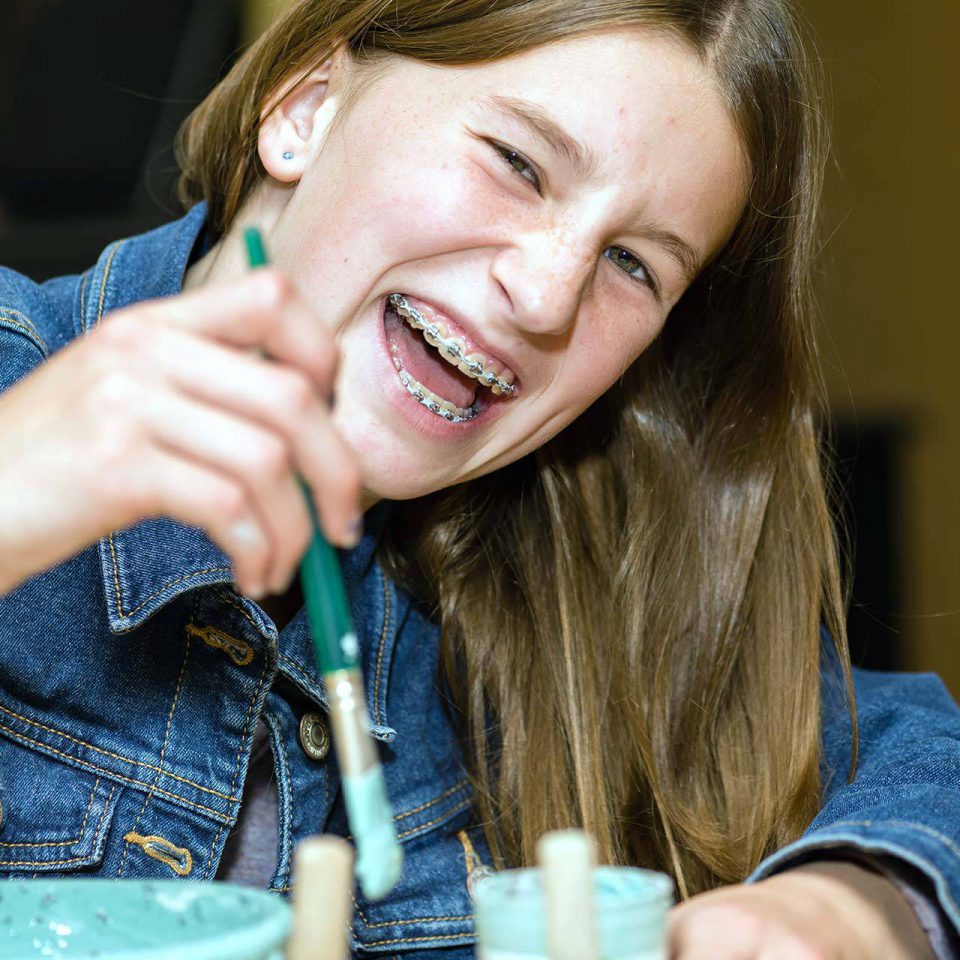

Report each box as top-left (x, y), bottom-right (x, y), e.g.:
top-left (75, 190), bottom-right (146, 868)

top-left (746, 648), bottom-right (960, 940)
top-left (0, 267), bottom-right (54, 394)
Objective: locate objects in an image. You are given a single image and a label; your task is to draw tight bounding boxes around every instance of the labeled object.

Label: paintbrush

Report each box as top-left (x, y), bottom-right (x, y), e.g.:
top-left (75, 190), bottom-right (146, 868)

top-left (245, 227), bottom-right (402, 902)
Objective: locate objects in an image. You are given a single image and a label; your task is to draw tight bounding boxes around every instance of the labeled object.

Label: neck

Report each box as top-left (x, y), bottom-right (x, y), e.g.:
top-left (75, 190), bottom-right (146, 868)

top-left (183, 181), bottom-right (290, 292)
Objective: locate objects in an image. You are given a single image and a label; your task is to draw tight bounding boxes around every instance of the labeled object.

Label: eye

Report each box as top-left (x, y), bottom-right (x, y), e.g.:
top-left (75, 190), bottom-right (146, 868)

top-left (488, 141), bottom-right (542, 193)
top-left (604, 245), bottom-right (658, 294)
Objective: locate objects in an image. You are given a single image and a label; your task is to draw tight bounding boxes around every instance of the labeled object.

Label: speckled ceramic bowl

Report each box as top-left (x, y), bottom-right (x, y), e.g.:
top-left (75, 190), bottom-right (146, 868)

top-left (0, 880), bottom-right (290, 959)
top-left (474, 866), bottom-right (673, 960)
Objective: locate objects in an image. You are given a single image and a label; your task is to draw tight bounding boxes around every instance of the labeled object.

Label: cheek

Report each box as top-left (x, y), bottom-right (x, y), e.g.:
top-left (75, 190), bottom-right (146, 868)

top-left (279, 153), bottom-right (484, 309)
top-left (357, 154), bottom-right (504, 257)
top-left (565, 304), bottom-right (662, 405)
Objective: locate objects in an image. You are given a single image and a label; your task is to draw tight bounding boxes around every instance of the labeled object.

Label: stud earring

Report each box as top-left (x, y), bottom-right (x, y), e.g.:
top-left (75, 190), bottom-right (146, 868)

top-left (282, 151), bottom-right (294, 160)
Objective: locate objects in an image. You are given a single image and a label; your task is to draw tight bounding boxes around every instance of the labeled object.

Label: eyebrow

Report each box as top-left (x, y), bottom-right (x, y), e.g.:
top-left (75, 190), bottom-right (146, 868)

top-left (642, 224), bottom-right (704, 289)
top-left (480, 94), bottom-right (704, 289)
top-left (482, 94), bottom-right (602, 181)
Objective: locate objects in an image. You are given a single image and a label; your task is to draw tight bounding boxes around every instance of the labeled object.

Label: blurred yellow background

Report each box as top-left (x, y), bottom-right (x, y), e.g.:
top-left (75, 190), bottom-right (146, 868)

top-left (801, 0), bottom-right (960, 693)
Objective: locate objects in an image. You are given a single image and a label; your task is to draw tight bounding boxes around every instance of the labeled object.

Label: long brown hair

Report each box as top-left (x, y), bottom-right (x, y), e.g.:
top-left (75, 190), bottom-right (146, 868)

top-left (178, 0), bottom-right (853, 897)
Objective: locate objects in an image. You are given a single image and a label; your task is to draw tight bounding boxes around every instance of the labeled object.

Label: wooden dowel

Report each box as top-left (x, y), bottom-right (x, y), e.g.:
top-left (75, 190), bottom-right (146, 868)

top-left (537, 830), bottom-right (599, 960)
top-left (287, 836), bottom-right (354, 960)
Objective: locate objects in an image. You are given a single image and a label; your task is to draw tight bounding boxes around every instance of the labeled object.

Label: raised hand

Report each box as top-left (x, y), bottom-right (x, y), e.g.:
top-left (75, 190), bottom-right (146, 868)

top-left (0, 270), bottom-right (361, 599)
top-left (668, 861), bottom-right (935, 959)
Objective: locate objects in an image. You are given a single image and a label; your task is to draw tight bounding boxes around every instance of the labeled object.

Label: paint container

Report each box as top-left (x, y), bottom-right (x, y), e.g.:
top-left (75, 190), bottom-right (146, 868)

top-left (0, 879), bottom-right (290, 959)
top-left (474, 866), bottom-right (673, 960)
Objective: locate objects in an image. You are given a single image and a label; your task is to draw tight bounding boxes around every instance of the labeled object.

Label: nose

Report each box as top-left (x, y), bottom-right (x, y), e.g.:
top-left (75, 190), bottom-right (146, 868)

top-left (490, 225), bottom-right (595, 338)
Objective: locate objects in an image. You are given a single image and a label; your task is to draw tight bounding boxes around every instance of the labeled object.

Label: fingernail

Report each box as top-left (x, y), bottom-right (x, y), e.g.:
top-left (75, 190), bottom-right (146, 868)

top-left (344, 515), bottom-right (363, 548)
top-left (232, 520), bottom-right (262, 546)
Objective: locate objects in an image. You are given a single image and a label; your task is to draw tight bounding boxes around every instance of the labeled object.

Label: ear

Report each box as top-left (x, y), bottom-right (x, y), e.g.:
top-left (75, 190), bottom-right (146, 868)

top-left (258, 51), bottom-right (347, 183)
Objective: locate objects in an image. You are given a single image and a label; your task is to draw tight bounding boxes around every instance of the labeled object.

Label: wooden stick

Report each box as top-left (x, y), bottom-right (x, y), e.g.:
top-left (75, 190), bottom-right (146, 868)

top-left (537, 830), bottom-right (599, 960)
top-left (287, 836), bottom-right (354, 960)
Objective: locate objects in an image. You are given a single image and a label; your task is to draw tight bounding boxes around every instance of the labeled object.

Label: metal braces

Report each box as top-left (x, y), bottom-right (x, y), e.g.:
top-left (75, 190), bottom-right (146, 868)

top-left (398, 371), bottom-right (478, 423)
top-left (388, 294), bottom-right (516, 396)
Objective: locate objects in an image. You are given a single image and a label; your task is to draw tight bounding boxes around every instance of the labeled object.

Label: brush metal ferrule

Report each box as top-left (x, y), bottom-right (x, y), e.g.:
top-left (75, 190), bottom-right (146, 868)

top-left (324, 667), bottom-right (378, 777)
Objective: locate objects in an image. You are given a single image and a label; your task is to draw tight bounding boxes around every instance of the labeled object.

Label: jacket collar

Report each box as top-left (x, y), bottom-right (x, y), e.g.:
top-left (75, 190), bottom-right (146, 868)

top-left (80, 202), bottom-right (209, 334)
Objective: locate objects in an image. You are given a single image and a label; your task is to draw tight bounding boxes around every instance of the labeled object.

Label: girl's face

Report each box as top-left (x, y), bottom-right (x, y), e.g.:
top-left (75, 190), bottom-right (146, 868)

top-left (260, 30), bottom-right (748, 502)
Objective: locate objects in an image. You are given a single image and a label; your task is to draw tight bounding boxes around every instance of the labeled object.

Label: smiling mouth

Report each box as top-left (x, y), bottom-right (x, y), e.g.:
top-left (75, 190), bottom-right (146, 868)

top-left (383, 294), bottom-right (517, 423)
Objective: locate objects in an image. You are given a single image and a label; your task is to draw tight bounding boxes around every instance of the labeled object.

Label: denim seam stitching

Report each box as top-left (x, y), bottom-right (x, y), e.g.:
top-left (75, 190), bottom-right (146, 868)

top-left (264, 711), bottom-right (292, 890)
top-left (109, 563), bottom-right (233, 622)
top-left (821, 819), bottom-right (960, 864)
top-left (278, 655), bottom-right (318, 692)
top-left (396, 799), bottom-right (471, 840)
top-left (373, 573), bottom-right (390, 725)
top-left (0, 702), bottom-right (239, 801)
top-left (362, 933), bottom-right (473, 947)
top-left (93, 241), bottom-right (123, 330)
top-left (0, 311), bottom-right (47, 355)
top-left (353, 902), bottom-right (473, 929)
top-left (205, 650), bottom-right (271, 875)
top-left (117, 627), bottom-right (192, 877)
top-left (78, 272), bottom-right (89, 337)
top-left (215, 588), bottom-right (259, 629)
top-left (342, 783), bottom-right (471, 838)
top-left (0, 776), bottom-right (100, 849)
top-left (0, 722), bottom-right (227, 820)
top-left (0, 786), bottom-right (114, 867)
top-left (394, 781), bottom-right (470, 822)
top-left (107, 533), bottom-right (124, 617)
top-left (90, 238), bottom-right (123, 628)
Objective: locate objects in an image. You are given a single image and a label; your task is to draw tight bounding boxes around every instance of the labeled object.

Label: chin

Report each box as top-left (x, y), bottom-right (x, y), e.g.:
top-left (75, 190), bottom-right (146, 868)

top-left (337, 404), bottom-right (455, 503)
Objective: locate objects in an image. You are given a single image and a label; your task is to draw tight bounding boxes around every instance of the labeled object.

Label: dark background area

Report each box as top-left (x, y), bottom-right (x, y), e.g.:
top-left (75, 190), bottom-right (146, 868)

top-left (0, 0), bottom-right (933, 679)
top-left (0, 0), bottom-right (243, 277)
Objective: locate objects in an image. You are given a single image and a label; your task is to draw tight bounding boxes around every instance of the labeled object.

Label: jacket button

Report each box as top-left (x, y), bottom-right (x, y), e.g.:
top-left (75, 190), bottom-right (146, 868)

top-left (299, 712), bottom-right (330, 762)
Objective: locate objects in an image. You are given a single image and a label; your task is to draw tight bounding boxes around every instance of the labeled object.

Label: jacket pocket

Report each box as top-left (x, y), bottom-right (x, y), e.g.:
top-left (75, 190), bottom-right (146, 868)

top-left (0, 733), bottom-right (119, 875)
top-left (351, 780), bottom-right (489, 955)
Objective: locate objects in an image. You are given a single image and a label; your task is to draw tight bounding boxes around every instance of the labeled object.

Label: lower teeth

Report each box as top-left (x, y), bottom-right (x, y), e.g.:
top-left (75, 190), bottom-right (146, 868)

top-left (397, 371), bottom-right (478, 422)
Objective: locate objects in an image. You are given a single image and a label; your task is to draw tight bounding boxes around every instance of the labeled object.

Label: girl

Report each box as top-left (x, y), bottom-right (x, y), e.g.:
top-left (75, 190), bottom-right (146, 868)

top-left (0, 1), bottom-right (957, 957)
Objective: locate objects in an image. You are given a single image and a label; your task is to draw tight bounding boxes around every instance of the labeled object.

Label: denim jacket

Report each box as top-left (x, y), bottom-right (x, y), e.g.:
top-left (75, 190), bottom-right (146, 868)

top-left (1, 206), bottom-right (959, 958)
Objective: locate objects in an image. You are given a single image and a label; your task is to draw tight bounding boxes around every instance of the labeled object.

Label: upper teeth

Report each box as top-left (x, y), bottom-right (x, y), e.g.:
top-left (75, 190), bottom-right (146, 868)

top-left (388, 294), bottom-right (515, 396)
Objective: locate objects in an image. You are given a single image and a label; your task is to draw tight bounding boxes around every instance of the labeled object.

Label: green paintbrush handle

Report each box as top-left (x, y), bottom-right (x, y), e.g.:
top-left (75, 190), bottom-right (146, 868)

top-left (299, 480), bottom-right (359, 672)
top-left (243, 226), bottom-right (401, 900)
top-left (244, 227), bottom-right (359, 672)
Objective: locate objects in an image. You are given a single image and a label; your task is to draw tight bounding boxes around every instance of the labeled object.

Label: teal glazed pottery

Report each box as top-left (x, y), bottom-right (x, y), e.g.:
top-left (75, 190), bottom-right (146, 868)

top-left (474, 866), bottom-right (673, 960)
top-left (0, 879), bottom-right (290, 959)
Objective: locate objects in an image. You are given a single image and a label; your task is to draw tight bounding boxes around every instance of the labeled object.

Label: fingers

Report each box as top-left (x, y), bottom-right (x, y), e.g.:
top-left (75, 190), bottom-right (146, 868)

top-left (668, 903), bottom-right (759, 960)
top-left (125, 323), bottom-right (363, 554)
top-left (110, 270), bottom-right (337, 393)
top-left (131, 447), bottom-right (273, 599)
top-left (95, 273), bottom-right (364, 591)
top-left (668, 894), bottom-right (834, 960)
top-left (0, 270), bottom-right (361, 598)
top-left (144, 388), bottom-right (314, 593)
